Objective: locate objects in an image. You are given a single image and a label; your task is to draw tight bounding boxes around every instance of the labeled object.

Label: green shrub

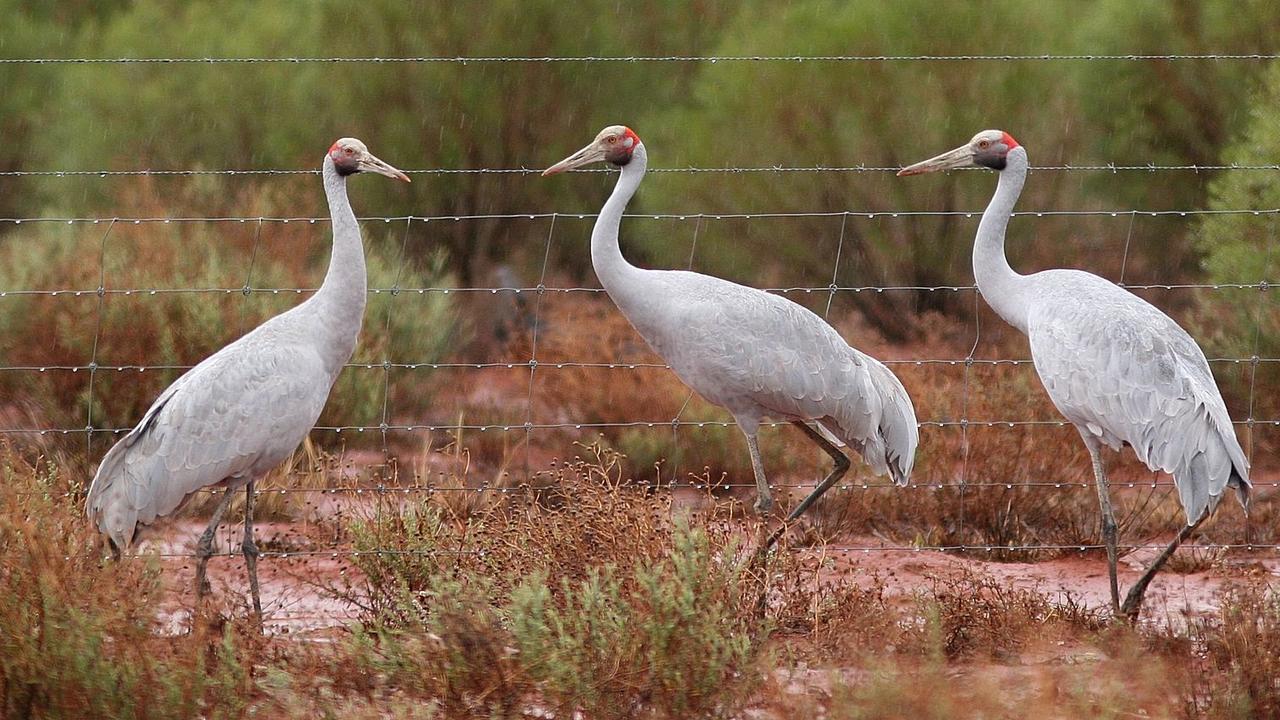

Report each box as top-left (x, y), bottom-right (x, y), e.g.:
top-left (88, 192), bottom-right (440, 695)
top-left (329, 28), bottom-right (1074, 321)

top-left (0, 447), bottom-right (254, 719)
top-left (0, 221), bottom-right (461, 454)
top-left (1194, 58), bottom-right (1280, 447)
top-left (507, 522), bottom-right (759, 719)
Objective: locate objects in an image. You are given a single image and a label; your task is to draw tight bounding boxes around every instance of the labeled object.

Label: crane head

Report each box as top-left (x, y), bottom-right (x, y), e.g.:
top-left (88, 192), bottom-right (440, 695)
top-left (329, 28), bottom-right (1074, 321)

top-left (328, 138), bottom-right (411, 182)
top-left (542, 125), bottom-right (642, 176)
top-left (897, 130), bottom-right (1021, 176)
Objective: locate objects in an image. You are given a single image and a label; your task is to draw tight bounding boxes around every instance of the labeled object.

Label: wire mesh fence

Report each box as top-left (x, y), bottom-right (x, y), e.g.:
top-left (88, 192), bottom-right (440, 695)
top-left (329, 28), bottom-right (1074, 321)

top-left (1, 55), bottom-right (1277, 587)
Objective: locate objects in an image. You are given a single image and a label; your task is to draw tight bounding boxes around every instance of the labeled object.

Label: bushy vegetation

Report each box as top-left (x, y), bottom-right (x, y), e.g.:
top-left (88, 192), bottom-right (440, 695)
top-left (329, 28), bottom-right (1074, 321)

top-left (0, 446), bottom-right (255, 719)
top-left (0, 214), bottom-right (461, 448)
top-left (1, 441), bottom-right (1278, 718)
top-left (4, 3), bottom-right (1280, 717)
top-left (2, 0), bottom-right (1277, 465)
top-left (1195, 58), bottom-right (1280, 433)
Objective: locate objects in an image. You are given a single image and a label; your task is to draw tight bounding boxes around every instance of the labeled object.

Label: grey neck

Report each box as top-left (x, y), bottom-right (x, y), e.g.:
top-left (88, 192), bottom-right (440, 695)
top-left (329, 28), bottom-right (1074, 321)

top-left (309, 156), bottom-right (368, 364)
top-left (591, 143), bottom-right (648, 298)
top-left (973, 146), bottom-right (1032, 332)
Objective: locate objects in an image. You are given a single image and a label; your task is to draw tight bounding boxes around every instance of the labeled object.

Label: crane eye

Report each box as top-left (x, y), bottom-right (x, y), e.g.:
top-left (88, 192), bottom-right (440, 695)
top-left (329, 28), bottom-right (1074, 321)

top-left (978, 140), bottom-right (990, 150)
top-left (607, 136), bottom-right (617, 144)
top-left (345, 147), bottom-right (356, 155)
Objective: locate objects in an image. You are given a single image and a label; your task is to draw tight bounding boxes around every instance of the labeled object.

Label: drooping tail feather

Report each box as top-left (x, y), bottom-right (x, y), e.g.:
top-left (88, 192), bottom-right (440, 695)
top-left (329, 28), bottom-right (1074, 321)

top-left (870, 360), bottom-right (918, 487)
top-left (85, 439), bottom-right (139, 551)
top-left (1170, 415), bottom-right (1251, 526)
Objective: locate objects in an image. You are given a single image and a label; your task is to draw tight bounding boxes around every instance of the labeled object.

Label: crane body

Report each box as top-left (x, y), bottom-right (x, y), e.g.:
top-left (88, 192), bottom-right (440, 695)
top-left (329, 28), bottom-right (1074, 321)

top-left (900, 130), bottom-right (1249, 619)
top-left (545, 126), bottom-right (916, 536)
top-left (86, 139), bottom-right (408, 619)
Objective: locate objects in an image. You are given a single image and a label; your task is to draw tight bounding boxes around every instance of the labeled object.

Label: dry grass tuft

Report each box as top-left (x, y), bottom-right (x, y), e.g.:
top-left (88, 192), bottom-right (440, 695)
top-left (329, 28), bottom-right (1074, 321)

top-left (910, 570), bottom-right (1102, 660)
top-left (1178, 584), bottom-right (1280, 718)
top-left (0, 443), bottom-right (260, 719)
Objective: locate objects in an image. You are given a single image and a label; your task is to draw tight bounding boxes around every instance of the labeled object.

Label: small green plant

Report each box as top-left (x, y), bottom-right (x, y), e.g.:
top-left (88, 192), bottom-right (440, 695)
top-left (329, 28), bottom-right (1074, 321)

top-left (0, 446), bottom-right (256, 719)
top-left (507, 522), bottom-right (760, 719)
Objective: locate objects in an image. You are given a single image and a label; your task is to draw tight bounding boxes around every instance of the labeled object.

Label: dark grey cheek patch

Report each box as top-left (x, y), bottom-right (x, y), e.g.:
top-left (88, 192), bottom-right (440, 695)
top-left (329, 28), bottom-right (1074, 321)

top-left (976, 153), bottom-right (1007, 171)
top-left (607, 148), bottom-right (633, 166)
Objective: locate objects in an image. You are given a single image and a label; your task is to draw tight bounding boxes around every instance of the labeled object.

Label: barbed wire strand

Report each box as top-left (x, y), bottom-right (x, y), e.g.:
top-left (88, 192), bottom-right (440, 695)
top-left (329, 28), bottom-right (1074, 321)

top-left (20, 477), bottom-right (1280, 501)
top-left (8, 417), bottom-right (1280, 436)
top-left (8, 163), bottom-right (1280, 177)
top-left (4, 53), bottom-right (1279, 64)
top-left (45, 540), bottom-right (1280, 564)
top-left (4, 208), bottom-right (1280, 224)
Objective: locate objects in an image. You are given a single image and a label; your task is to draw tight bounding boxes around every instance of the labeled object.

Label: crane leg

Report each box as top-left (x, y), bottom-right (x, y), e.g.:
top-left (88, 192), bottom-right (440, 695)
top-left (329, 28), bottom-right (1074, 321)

top-left (242, 479), bottom-right (264, 626)
top-left (1120, 513), bottom-right (1206, 621)
top-left (764, 422), bottom-right (850, 550)
top-left (1082, 435), bottom-right (1121, 617)
top-left (194, 487), bottom-right (236, 601)
top-left (746, 433), bottom-right (772, 514)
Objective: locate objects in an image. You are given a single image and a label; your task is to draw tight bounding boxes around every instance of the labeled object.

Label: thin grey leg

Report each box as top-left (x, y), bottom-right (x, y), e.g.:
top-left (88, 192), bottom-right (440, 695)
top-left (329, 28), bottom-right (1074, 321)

top-left (746, 432), bottom-right (773, 515)
top-left (242, 479), bottom-right (263, 625)
top-left (1120, 513), bottom-right (1206, 621)
top-left (764, 422), bottom-right (851, 550)
top-left (195, 487), bottom-right (236, 600)
top-left (1082, 433), bottom-right (1121, 616)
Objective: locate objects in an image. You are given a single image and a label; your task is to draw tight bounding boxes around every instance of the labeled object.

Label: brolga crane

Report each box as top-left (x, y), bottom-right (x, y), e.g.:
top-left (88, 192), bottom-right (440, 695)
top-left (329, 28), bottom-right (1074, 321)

top-left (544, 126), bottom-right (917, 543)
top-left (86, 138), bottom-right (408, 621)
top-left (899, 130), bottom-right (1250, 620)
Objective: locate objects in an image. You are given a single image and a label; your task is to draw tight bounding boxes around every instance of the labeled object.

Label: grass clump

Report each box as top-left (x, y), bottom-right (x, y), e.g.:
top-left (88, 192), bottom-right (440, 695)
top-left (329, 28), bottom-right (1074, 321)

top-left (1181, 585), bottom-right (1280, 719)
top-left (330, 519), bottom-right (761, 719)
top-left (911, 570), bottom-right (1101, 661)
top-left (334, 442), bottom-right (764, 718)
top-left (0, 445), bottom-right (255, 719)
top-left (509, 524), bottom-right (760, 719)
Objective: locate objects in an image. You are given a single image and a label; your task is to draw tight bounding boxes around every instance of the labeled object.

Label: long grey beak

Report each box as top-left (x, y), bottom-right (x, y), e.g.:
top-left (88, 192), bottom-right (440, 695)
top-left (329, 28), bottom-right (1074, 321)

top-left (542, 142), bottom-right (607, 177)
top-left (897, 144), bottom-right (975, 177)
top-left (360, 153), bottom-right (411, 183)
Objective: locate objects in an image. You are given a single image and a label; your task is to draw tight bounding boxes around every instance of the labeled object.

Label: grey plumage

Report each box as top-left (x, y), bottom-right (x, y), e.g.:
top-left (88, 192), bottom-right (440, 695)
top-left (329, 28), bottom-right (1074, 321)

top-left (86, 320), bottom-right (334, 550)
top-left (900, 129), bottom-right (1250, 619)
top-left (545, 126), bottom-right (917, 529)
top-left (85, 138), bottom-right (408, 618)
top-left (626, 269), bottom-right (916, 487)
top-left (1027, 270), bottom-right (1249, 523)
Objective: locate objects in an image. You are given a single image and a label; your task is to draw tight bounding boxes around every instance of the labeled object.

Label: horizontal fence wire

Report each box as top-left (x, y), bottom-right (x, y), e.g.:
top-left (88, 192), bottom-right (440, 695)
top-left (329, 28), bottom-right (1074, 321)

top-left (5, 419), bottom-right (1280, 436)
top-left (0, 356), bottom-right (1274, 372)
top-left (124, 543), bottom-right (1280, 561)
top-left (16, 478), bottom-right (1280, 500)
top-left (4, 54), bottom-right (1280, 64)
top-left (5, 164), bottom-right (1280, 176)
top-left (0, 283), bottom-right (1272, 299)
top-left (3, 208), bottom-right (1280, 224)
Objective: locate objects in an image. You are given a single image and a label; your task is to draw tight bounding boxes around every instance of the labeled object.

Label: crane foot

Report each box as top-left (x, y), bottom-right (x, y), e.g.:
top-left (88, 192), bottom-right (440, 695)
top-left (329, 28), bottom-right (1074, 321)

top-left (753, 494), bottom-right (773, 515)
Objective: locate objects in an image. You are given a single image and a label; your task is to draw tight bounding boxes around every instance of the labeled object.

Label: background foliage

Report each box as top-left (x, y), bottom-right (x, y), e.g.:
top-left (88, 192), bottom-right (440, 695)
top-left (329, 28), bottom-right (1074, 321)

top-left (0, 0), bottom-right (1277, 463)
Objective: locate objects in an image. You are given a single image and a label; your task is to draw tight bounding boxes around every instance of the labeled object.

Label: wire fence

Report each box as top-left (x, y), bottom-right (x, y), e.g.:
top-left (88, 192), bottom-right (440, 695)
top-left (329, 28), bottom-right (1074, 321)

top-left (2, 56), bottom-right (1278, 594)
top-left (5, 53), bottom-right (1280, 63)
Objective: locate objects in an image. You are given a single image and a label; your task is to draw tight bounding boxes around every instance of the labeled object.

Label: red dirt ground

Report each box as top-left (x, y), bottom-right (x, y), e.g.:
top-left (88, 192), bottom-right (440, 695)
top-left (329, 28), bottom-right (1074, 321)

top-left (143, 518), bottom-right (1278, 638)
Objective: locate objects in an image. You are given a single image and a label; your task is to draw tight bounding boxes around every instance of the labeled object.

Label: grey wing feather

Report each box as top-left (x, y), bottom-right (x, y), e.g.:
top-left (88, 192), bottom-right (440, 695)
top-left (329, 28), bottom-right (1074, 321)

top-left (653, 277), bottom-right (917, 485)
top-left (85, 339), bottom-right (331, 549)
top-left (1028, 287), bottom-right (1250, 523)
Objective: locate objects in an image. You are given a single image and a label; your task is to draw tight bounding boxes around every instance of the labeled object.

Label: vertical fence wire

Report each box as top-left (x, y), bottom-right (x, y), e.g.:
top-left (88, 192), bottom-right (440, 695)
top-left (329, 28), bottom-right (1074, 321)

top-left (377, 216), bottom-right (415, 485)
top-left (1242, 215), bottom-right (1276, 543)
top-left (957, 288), bottom-right (982, 543)
top-left (670, 215), bottom-right (704, 485)
top-left (83, 218), bottom-right (117, 458)
top-left (523, 214), bottom-right (557, 485)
